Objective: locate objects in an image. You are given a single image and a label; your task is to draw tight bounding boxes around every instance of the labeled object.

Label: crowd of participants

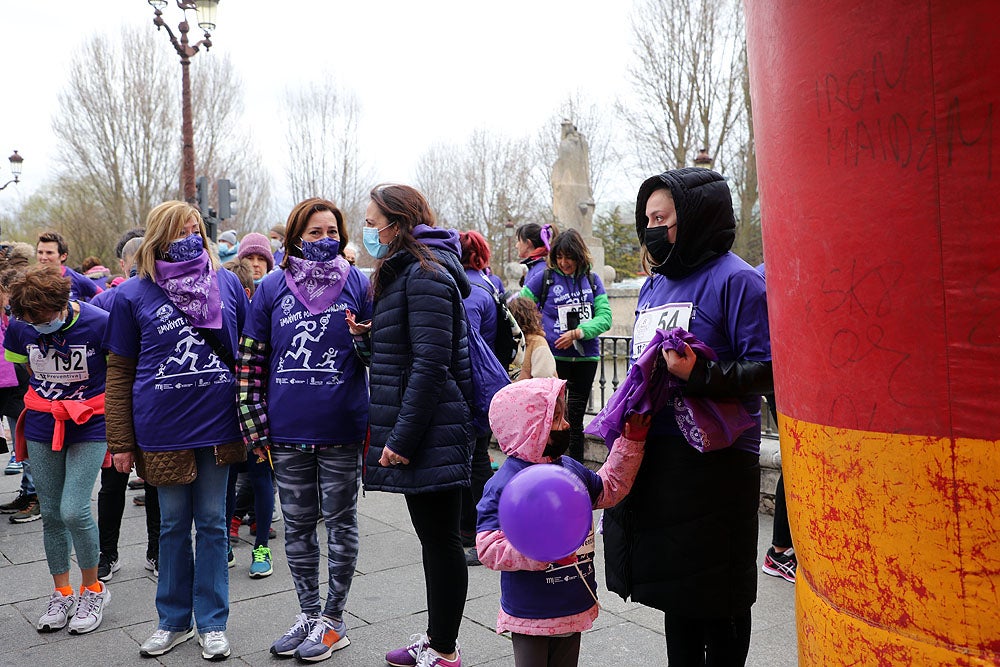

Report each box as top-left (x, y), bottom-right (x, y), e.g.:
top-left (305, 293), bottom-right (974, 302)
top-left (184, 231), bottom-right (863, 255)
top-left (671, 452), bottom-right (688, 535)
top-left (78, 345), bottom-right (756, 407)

top-left (0, 169), bottom-right (787, 666)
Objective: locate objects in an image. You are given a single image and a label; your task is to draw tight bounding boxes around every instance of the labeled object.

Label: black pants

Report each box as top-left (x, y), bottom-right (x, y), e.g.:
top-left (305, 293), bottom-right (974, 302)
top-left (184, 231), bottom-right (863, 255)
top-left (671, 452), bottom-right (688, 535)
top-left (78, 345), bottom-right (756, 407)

top-left (97, 467), bottom-right (160, 561)
top-left (405, 488), bottom-right (467, 655)
top-left (555, 360), bottom-right (598, 463)
top-left (771, 473), bottom-right (792, 549)
top-left (511, 632), bottom-right (581, 667)
top-left (460, 430), bottom-right (494, 539)
top-left (663, 610), bottom-right (752, 666)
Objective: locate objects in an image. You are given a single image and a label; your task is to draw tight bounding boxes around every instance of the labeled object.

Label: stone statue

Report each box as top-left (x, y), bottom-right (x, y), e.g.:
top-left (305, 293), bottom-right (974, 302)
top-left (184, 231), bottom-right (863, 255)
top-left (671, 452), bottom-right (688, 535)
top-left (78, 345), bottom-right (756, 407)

top-left (551, 120), bottom-right (612, 283)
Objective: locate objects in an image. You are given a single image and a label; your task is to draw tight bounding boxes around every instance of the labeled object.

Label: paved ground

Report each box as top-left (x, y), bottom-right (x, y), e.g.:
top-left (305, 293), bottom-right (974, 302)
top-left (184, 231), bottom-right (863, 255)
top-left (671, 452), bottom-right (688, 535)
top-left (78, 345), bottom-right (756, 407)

top-left (0, 458), bottom-right (797, 666)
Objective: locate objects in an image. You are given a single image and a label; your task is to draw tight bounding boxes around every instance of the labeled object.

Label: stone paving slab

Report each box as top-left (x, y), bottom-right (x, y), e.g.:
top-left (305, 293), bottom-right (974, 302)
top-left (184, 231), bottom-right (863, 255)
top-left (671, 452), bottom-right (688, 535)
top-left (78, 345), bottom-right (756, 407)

top-left (0, 463), bottom-right (797, 666)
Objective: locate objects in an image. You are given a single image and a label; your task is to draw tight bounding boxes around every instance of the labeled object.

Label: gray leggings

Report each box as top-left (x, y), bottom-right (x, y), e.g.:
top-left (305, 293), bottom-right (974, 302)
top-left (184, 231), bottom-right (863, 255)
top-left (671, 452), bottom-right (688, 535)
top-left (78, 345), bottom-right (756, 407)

top-left (26, 440), bottom-right (106, 575)
top-left (271, 444), bottom-right (361, 619)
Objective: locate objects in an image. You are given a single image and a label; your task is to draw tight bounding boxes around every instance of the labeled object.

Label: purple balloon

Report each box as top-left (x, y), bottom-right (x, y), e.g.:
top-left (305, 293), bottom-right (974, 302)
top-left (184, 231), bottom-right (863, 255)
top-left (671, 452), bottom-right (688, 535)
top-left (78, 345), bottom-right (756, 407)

top-left (498, 464), bottom-right (593, 562)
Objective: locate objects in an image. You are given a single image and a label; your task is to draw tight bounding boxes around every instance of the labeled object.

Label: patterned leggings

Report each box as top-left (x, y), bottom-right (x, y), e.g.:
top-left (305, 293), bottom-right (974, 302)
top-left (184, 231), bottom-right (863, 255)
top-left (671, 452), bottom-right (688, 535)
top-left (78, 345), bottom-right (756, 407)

top-left (271, 444), bottom-right (361, 619)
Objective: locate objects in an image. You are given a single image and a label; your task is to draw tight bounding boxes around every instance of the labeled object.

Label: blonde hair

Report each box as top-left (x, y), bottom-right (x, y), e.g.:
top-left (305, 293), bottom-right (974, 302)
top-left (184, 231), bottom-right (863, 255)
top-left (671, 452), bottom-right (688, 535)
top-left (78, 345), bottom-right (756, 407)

top-left (135, 201), bottom-right (218, 280)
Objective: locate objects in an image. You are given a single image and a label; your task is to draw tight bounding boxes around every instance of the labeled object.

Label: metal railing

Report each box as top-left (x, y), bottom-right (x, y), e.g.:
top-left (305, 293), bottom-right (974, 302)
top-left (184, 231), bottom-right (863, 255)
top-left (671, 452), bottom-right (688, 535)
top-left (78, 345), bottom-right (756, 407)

top-left (586, 335), bottom-right (778, 437)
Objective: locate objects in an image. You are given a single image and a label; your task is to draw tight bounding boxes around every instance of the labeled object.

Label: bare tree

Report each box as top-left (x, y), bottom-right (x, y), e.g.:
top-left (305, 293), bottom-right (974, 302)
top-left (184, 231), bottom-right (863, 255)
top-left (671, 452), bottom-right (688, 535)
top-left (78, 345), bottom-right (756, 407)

top-left (282, 81), bottom-right (372, 237)
top-left (53, 27), bottom-right (177, 232)
top-left (191, 54), bottom-right (275, 232)
top-left (48, 27), bottom-right (274, 256)
top-left (415, 129), bottom-right (548, 253)
top-left (623, 0), bottom-right (744, 173)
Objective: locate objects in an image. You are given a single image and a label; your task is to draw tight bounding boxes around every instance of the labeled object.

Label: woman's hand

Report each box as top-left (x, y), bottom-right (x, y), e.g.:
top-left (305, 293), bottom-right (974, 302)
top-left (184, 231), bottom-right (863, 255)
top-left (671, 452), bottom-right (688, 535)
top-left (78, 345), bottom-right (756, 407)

top-left (663, 342), bottom-right (697, 381)
top-left (554, 328), bottom-right (582, 350)
top-left (379, 447), bottom-right (410, 467)
top-left (112, 451), bottom-right (135, 474)
top-left (344, 309), bottom-right (372, 336)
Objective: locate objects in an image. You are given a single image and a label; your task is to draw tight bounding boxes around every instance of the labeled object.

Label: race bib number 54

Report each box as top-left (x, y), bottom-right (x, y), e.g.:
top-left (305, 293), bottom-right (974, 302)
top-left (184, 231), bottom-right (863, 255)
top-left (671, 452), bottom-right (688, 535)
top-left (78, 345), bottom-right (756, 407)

top-left (631, 302), bottom-right (693, 359)
top-left (28, 345), bottom-right (90, 383)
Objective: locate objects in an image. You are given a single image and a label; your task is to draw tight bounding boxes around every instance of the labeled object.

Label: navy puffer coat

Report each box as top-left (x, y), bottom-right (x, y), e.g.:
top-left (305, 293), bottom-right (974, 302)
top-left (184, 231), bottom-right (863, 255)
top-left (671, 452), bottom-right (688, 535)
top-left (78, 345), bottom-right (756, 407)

top-left (363, 236), bottom-right (475, 494)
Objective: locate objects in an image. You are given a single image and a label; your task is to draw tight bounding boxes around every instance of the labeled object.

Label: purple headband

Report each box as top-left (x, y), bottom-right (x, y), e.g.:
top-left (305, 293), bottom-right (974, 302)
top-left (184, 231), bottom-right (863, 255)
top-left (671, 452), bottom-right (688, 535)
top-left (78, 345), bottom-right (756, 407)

top-left (540, 224), bottom-right (554, 251)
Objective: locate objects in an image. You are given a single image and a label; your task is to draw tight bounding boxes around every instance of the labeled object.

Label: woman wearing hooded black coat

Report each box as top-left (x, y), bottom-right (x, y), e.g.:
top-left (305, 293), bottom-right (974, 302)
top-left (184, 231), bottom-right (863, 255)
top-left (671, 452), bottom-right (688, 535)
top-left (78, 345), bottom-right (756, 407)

top-left (602, 168), bottom-right (773, 666)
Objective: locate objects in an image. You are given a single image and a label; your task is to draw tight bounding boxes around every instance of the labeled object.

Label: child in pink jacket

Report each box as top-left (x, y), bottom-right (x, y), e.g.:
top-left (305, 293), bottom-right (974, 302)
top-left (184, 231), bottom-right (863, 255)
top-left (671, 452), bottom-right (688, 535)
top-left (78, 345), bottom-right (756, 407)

top-left (475, 378), bottom-right (649, 666)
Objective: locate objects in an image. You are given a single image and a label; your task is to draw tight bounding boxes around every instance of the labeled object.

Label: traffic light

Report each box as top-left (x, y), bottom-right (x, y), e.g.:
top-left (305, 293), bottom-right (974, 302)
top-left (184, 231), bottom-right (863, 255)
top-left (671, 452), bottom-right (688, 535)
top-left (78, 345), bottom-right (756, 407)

top-left (196, 176), bottom-right (209, 216)
top-left (217, 178), bottom-right (237, 220)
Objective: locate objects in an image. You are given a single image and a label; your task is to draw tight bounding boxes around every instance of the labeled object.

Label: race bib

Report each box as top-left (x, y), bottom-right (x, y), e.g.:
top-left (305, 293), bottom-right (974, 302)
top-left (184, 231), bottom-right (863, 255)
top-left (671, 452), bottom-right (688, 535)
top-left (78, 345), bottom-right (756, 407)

top-left (28, 345), bottom-right (90, 383)
top-left (557, 302), bottom-right (593, 332)
top-left (632, 302), bottom-right (694, 359)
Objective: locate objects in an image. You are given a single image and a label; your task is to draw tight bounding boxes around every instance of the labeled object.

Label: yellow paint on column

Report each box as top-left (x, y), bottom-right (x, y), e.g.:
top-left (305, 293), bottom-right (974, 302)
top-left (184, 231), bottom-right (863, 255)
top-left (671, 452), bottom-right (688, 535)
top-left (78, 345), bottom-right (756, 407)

top-left (779, 415), bottom-right (1000, 664)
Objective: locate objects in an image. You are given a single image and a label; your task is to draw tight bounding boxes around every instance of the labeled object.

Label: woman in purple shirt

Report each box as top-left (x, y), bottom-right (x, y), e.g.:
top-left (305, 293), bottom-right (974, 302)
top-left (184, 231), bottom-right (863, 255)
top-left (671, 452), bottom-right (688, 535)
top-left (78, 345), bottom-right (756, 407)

top-left (104, 201), bottom-right (248, 661)
top-left (238, 198), bottom-right (372, 662)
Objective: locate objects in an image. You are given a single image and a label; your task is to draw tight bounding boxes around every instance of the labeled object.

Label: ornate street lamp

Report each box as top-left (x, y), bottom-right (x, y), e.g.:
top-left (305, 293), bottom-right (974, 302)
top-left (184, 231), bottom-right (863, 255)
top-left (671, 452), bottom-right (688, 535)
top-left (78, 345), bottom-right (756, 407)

top-left (0, 151), bottom-right (23, 192)
top-left (148, 0), bottom-right (220, 204)
top-left (693, 148), bottom-right (714, 170)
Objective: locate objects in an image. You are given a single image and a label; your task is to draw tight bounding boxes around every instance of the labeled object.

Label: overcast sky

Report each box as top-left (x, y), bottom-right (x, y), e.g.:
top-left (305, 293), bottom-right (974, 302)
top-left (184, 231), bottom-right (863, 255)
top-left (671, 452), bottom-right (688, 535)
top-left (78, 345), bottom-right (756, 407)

top-left (1, 1), bottom-right (637, 216)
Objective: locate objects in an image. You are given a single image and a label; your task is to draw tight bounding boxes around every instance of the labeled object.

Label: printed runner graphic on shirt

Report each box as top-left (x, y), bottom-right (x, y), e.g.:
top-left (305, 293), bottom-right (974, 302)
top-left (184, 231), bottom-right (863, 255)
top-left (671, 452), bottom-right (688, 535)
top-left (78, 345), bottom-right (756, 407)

top-left (152, 304), bottom-right (231, 390)
top-left (274, 296), bottom-right (345, 386)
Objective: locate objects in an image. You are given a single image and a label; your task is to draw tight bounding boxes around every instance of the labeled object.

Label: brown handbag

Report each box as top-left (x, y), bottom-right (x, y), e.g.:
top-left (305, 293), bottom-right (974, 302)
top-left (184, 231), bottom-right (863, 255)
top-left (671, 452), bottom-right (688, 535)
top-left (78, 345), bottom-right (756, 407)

top-left (136, 448), bottom-right (197, 486)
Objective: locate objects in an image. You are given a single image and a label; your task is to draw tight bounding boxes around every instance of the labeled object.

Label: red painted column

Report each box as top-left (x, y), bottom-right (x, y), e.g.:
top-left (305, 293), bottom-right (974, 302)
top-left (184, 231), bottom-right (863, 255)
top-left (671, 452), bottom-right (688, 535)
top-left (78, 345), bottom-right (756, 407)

top-left (745, 2), bottom-right (1000, 664)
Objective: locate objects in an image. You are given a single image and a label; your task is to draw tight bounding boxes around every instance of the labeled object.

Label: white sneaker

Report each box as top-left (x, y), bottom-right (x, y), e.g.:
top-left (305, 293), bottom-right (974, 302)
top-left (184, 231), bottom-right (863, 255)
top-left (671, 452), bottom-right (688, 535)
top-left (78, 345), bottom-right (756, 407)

top-left (68, 583), bottom-right (110, 634)
top-left (37, 590), bottom-right (76, 632)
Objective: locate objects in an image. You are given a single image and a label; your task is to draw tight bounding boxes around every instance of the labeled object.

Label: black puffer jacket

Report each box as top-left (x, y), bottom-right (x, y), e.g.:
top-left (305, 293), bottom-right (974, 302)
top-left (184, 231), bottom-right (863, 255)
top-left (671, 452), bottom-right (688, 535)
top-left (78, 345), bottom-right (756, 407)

top-left (363, 236), bottom-right (475, 494)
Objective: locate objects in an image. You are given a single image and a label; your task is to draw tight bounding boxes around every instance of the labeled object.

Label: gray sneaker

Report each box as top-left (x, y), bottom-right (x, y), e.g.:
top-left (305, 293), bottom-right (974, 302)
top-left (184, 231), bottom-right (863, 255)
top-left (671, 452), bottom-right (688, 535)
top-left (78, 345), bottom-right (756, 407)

top-left (139, 627), bottom-right (195, 657)
top-left (198, 630), bottom-right (231, 661)
top-left (68, 583), bottom-right (110, 634)
top-left (36, 590), bottom-right (76, 632)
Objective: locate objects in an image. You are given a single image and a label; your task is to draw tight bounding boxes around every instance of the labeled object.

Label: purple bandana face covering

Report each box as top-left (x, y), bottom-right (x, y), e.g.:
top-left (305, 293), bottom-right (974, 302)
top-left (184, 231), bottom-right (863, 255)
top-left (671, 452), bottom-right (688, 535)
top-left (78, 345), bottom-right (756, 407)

top-left (167, 234), bottom-right (206, 263)
top-left (284, 255), bottom-right (351, 315)
top-left (300, 238), bottom-right (340, 263)
top-left (153, 250), bottom-right (222, 328)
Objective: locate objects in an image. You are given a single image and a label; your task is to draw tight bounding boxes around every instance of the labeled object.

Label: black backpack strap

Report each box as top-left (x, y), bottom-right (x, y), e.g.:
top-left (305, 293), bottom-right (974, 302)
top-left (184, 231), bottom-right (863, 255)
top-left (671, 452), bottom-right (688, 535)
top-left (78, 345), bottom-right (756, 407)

top-left (196, 327), bottom-right (237, 373)
top-left (538, 268), bottom-right (553, 309)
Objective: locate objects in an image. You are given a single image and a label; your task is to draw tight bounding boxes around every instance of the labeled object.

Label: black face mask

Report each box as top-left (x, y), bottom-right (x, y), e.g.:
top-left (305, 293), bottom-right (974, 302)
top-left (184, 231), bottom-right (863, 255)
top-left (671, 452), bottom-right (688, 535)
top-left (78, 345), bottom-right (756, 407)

top-left (543, 429), bottom-right (571, 459)
top-left (643, 225), bottom-right (673, 266)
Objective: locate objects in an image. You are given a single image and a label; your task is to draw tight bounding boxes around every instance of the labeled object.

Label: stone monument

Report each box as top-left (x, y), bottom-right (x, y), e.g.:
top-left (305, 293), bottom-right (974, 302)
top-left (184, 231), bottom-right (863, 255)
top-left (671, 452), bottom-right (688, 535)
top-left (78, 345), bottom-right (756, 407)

top-left (551, 120), bottom-right (614, 284)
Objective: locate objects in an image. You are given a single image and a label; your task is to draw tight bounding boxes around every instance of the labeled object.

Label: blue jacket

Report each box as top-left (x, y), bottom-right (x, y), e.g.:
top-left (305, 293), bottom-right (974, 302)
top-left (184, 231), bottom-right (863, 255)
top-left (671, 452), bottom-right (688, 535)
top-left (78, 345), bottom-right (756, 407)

top-left (363, 227), bottom-right (476, 494)
top-left (464, 268), bottom-right (498, 350)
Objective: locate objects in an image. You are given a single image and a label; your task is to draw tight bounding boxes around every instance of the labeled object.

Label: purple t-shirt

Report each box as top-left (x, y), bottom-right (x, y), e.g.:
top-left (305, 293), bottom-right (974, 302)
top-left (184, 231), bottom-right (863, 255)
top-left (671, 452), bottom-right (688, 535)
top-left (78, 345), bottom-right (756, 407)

top-left (243, 267), bottom-right (372, 445)
top-left (63, 266), bottom-right (100, 302)
top-left (4, 302), bottom-right (108, 443)
top-left (632, 252), bottom-right (770, 453)
top-left (102, 270), bottom-right (247, 451)
top-left (524, 269), bottom-right (606, 359)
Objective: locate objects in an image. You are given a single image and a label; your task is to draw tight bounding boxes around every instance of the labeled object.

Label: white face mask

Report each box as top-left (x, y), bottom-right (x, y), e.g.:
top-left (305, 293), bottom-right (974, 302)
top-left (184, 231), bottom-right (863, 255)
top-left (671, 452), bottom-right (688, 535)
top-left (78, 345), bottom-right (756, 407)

top-left (270, 238), bottom-right (282, 252)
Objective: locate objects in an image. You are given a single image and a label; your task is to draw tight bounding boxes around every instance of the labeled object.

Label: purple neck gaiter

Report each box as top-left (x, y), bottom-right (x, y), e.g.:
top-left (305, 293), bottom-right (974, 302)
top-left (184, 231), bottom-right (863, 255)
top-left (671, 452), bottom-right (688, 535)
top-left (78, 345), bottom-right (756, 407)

top-left (284, 255), bottom-right (351, 315)
top-left (153, 251), bottom-right (222, 328)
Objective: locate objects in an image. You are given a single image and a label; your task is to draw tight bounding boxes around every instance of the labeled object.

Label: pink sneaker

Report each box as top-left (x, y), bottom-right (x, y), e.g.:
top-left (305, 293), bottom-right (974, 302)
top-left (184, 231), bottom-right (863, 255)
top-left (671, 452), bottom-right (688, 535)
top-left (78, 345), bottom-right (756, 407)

top-left (416, 647), bottom-right (461, 667)
top-left (385, 633), bottom-right (429, 666)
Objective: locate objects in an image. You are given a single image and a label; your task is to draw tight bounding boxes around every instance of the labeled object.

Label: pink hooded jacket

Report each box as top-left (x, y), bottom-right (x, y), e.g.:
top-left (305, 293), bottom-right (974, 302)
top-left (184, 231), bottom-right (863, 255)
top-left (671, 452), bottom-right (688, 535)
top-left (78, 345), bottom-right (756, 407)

top-left (476, 377), bottom-right (647, 636)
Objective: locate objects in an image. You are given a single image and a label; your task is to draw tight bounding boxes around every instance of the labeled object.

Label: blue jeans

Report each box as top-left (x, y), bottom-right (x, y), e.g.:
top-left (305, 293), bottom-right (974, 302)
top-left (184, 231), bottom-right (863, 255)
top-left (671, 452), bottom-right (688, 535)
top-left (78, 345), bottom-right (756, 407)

top-left (20, 458), bottom-right (36, 495)
top-left (155, 446), bottom-right (230, 632)
top-left (271, 444), bottom-right (361, 619)
top-left (225, 452), bottom-right (274, 548)
top-left (25, 440), bottom-right (105, 574)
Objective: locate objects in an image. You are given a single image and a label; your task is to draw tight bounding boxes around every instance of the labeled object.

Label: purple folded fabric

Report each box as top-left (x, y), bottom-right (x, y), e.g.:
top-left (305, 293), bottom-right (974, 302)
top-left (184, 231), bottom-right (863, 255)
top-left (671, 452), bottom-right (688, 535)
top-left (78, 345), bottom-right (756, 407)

top-left (585, 327), bottom-right (754, 453)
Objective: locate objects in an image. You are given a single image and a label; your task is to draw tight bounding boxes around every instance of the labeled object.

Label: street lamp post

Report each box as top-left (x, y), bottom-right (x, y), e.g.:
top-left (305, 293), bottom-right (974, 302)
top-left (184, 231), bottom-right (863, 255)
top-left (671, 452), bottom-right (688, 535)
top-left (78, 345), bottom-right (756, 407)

top-left (148, 0), bottom-right (220, 205)
top-left (0, 151), bottom-right (23, 192)
top-left (504, 219), bottom-right (515, 264)
top-left (693, 148), bottom-right (714, 170)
